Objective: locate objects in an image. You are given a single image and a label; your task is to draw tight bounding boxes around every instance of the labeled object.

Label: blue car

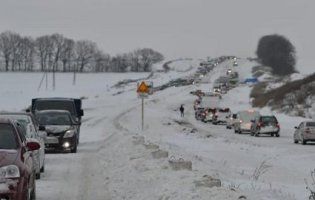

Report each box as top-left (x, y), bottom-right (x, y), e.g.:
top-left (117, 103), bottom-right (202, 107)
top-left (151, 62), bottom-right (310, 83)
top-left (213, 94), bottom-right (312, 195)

top-left (244, 77), bottom-right (259, 84)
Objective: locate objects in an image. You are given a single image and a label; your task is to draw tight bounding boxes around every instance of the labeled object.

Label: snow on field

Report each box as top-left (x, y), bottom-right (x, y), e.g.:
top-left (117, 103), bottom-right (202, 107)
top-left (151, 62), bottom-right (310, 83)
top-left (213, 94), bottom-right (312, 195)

top-left (0, 58), bottom-right (314, 200)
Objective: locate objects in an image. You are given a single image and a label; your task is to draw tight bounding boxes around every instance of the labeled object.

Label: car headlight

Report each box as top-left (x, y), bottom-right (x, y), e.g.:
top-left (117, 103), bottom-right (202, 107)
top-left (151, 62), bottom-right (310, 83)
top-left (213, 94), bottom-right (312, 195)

top-left (0, 165), bottom-right (20, 178)
top-left (64, 130), bottom-right (75, 138)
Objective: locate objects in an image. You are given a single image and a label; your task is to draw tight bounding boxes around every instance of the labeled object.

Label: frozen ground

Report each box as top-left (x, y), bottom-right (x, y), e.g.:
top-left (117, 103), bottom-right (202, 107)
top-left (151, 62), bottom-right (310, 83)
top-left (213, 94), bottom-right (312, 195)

top-left (0, 59), bottom-right (314, 200)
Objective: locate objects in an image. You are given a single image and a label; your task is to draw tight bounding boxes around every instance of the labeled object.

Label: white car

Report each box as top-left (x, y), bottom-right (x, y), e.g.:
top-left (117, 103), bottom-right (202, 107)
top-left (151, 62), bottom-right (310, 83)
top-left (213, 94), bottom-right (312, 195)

top-left (234, 110), bottom-right (260, 134)
top-left (0, 112), bottom-right (46, 179)
top-left (226, 113), bottom-right (237, 129)
top-left (212, 108), bottom-right (231, 125)
top-left (294, 121), bottom-right (315, 145)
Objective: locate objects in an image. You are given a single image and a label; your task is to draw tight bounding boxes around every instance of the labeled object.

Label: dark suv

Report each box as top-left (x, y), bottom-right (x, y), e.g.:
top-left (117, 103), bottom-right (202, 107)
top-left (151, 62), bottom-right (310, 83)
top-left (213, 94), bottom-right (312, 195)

top-left (0, 118), bottom-right (40, 200)
top-left (250, 115), bottom-right (280, 137)
top-left (35, 110), bottom-right (80, 153)
top-left (31, 97), bottom-right (84, 142)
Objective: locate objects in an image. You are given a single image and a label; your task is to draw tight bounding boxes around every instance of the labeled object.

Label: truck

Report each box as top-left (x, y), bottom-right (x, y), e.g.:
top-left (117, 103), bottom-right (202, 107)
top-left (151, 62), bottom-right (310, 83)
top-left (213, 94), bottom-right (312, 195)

top-left (30, 98), bottom-right (84, 142)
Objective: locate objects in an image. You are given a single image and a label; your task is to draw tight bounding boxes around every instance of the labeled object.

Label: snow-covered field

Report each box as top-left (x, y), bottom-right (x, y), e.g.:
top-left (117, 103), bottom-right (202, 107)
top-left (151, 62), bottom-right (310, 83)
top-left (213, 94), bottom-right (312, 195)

top-left (0, 59), bottom-right (314, 200)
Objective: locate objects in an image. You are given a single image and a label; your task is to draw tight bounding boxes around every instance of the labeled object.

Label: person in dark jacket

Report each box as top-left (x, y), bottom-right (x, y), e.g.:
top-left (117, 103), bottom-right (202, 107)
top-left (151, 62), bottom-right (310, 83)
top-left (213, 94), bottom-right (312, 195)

top-left (180, 105), bottom-right (185, 117)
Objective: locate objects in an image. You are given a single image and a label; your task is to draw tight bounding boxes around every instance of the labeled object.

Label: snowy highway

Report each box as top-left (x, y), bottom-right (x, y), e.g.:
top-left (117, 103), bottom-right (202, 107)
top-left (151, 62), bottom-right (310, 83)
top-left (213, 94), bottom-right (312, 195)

top-left (0, 59), bottom-right (313, 200)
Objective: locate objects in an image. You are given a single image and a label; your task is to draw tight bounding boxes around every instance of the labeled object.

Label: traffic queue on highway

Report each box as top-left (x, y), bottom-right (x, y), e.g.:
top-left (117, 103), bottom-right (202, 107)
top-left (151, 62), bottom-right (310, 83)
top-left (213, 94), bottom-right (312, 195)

top-left (192, 65), bottom-right (315, 143)
top-left (0, 97), bottom-right (83, 200)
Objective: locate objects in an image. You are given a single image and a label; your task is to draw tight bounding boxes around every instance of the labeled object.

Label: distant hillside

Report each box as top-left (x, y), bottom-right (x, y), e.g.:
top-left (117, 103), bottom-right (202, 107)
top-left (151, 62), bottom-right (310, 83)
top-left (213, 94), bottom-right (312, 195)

top-left (251, 72), bottom-right (315, 118)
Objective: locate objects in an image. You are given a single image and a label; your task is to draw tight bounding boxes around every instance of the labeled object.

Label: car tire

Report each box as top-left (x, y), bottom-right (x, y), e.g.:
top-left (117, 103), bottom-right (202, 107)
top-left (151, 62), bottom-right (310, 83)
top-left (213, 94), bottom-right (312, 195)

top-left (71, 144), bottom-right (77, 153)
top-left (255, 132), bottom-right (259, 137)
top-left (234, 129), bottom-right (238, 134)
top-left (294, 139), bottom-right (298, 144)
top-left (302, 138), bottom-right (307, 145)
top-left (238, 129), bottom-right (242, 134)
top-left (30, 177), bottom-right (36, 200)
top-left (275, 133), bottom-right (280, 137)
top-left (40, 162), bottom-right (45, 173)
top-left (36, 172), bottom-right (40, 180)
top-left (271, 133), bottom-right (274, 137)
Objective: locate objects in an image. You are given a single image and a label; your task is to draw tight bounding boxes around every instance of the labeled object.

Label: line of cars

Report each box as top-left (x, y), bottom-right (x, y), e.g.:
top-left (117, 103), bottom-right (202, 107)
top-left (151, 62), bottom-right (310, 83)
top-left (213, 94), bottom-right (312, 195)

top-left (194, 90), bottom-right (315, 142)
top-left (194, 93), bottom-right (281, 137)
top-left (0, 97), bottom-right (83, 200)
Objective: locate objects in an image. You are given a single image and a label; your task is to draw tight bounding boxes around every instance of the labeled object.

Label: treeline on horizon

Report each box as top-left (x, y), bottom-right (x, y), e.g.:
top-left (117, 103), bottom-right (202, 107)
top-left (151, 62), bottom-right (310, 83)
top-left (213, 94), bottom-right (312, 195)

top-left (0, 31), bottom-right (164, 73)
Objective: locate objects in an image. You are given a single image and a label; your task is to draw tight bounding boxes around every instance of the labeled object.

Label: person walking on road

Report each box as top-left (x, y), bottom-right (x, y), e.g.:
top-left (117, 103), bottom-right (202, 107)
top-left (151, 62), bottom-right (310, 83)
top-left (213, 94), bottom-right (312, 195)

top-left (180, 105), bottom-right (185, 117)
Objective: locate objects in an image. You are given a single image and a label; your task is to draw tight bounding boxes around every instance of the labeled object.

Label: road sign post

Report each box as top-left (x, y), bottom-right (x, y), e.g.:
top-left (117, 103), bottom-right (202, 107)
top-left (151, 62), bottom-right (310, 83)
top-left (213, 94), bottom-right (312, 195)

top-left (137, 81), bottom-right (150, 131)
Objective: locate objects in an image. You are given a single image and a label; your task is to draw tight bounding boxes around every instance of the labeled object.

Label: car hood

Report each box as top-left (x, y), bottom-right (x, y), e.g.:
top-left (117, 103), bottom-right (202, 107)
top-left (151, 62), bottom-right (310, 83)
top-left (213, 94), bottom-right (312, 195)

top-left (0, 150), bottom-right (19, 167)
top-left (45, 125), bottom-right (72, 133)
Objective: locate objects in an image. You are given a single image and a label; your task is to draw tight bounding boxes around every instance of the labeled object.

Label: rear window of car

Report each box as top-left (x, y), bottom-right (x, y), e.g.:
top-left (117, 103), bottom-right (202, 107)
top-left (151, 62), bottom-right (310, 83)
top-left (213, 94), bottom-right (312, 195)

top-left (261, 116), bottom-right (277, 123)
top-left (0, 124), bottom-right (18, 149)
top-left (306, 122), bottom-right (315, 127)
top-left (35, 101), bottom-right (75, 115)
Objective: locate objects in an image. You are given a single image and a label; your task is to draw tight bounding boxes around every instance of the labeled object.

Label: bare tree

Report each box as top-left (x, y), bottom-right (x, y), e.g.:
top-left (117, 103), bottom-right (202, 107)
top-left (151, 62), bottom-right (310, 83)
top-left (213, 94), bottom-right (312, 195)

top-left (35, 35), bottom-right (54, 72)
top-left (60, 38), bottom-right (75, 72)
top-left (17, 36), bottom-right (35, 71)
top-left (75, 40), bottom-right (97, 72)
top-left (0, 31), bottom-right (20, 71)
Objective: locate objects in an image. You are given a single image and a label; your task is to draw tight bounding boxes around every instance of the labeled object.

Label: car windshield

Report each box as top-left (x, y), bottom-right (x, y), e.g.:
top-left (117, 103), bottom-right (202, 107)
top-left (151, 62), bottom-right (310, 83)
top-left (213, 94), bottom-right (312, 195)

top-left (35, 101), bottom-right (75, 115)
top-left (261, 116), bottom-right (277, 123)
top-left (36, 113), bottom-right (72, 126)
top-left (0, 114), bottom-right (31, 126)
top-left (306, 122), bottom-right (315, 127)
top-left (240, 111), bottom-right (260, 122)
top-left (0, 124), bottom-right (18, 149)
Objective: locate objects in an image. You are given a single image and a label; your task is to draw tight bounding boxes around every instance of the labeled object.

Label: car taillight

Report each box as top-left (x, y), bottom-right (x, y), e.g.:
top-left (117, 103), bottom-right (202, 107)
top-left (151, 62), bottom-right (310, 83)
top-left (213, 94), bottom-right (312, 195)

top-left (257, 122), bottom-right (262, 128)
top-left (305, 128), bottom-right (311, 134)
top-left (240, 120), bottom-right (243, 123)
top-left (276, 124), bottom-right (280, 129)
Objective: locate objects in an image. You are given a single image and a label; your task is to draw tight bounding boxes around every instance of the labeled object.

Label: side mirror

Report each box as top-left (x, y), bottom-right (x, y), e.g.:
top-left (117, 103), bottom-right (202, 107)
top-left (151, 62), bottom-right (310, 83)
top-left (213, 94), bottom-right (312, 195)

top-left (294, 126), bottom-right (298, 129)
top-left (38, 125), bottom-right (46, 131)
top-left (26, 141), bottom-right (40, 151)
top-left (79, 109), bottom-right (84, 116)
top-left (226, 116), bottom-right (229, 119)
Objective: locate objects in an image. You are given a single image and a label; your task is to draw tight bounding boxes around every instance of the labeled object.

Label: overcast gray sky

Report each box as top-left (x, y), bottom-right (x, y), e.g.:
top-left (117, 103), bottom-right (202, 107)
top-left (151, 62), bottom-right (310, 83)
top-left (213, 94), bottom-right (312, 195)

top-left (0, 0), bottom-right (313, 73)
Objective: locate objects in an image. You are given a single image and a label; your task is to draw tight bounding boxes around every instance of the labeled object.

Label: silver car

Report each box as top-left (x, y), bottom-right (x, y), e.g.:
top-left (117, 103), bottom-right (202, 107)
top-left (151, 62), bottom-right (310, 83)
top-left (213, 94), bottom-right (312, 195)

top-left (226, 113), bottom-right (237, 129)
top-left (0, 113), bottom-right (46, 179)
top-left (294, 121), bottom-right (315, 145)
top-left (234, 110), bottom-right (260, 134)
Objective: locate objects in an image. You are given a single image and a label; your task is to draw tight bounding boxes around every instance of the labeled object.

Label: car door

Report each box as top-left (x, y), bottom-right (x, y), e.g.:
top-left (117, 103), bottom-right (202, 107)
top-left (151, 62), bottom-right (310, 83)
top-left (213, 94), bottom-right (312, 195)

top-left (294, 122), bottom-right (302, 140)
top-left (15, 123), bottom-right (34, 176)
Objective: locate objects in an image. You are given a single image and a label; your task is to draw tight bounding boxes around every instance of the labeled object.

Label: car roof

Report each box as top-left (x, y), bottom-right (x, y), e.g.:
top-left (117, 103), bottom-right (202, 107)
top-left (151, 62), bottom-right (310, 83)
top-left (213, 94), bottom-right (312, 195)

top-left (33, 97), bottom-right (75, 101)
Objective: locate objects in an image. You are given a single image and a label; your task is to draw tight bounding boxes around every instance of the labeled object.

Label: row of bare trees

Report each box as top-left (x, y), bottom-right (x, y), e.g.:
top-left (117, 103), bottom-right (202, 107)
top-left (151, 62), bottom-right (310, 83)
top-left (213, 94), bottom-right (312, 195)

top-left (0, 31), bottom-right (164, 72)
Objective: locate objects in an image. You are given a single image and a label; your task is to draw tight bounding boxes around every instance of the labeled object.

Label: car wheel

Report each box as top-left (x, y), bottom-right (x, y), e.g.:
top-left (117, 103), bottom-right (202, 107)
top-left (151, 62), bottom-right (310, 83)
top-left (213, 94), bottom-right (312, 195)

top-left (30, 177), bottom-right (36, 200)
top-left (294, 139), bottom-right (298, 144)
top-left (238, 129), bottom-right (242, 134)
top-left (271, 133), bottom-right (274, 137)
top-left (255, 132), bottom-right (259, 137)
top-left (40, 162), bottom-right (45, 173)
top-left (275, 133), bottom-right (280, 137)
top-left (234, 129), bottom-right (238, 134)
top-left (36, 172), bottom-right (40, 180)
top-left (71, 144), bottom-right (77, 153)
top-left (302, 138), bottom-right (307, 145)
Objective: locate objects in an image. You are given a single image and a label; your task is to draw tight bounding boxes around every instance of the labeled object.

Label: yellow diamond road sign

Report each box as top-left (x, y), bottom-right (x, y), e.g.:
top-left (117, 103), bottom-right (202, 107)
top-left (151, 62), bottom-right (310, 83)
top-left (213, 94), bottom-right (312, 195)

top-left (137, 81), bottom-right (149, 93)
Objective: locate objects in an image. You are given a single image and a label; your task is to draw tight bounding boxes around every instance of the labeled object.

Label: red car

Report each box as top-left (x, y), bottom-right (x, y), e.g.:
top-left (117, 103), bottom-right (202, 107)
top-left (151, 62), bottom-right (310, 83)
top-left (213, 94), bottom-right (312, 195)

top-left (0, 118), bottom-right (40, 200)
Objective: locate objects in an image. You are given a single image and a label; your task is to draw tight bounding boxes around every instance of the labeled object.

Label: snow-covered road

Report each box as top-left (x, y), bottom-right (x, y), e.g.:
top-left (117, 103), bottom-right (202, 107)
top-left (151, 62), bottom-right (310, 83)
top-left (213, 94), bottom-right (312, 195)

top-left (0, 59), bottom-right (313, 199)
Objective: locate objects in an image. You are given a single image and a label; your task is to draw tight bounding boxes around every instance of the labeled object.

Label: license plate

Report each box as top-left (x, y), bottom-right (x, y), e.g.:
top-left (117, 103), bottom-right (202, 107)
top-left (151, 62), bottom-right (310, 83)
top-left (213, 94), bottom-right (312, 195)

top-left (45, 137), bottom-right (59, 144)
